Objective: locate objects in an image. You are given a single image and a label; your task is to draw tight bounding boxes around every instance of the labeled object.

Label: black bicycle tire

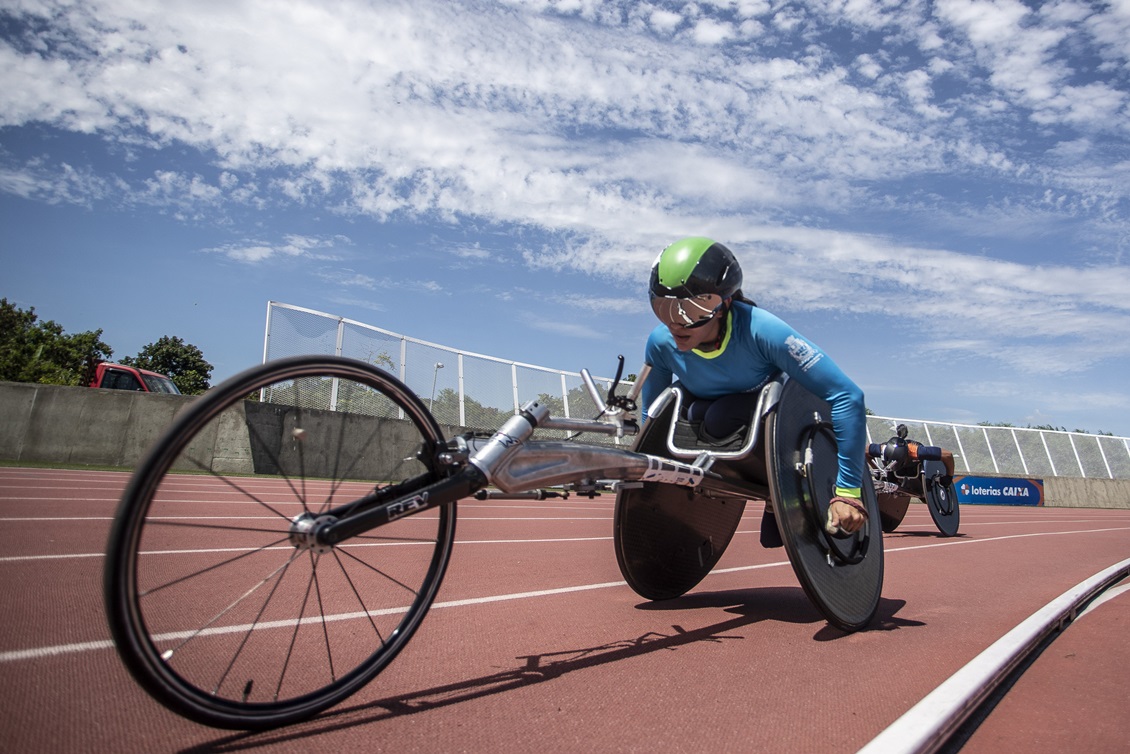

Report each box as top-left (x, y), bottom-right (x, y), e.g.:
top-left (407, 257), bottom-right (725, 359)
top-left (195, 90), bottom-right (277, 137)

top-left (104, 356), bottom-right (457, 730)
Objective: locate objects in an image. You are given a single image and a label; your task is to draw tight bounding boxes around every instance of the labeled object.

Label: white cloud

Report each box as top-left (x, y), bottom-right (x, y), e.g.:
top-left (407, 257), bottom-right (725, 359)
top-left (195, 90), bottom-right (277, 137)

top-left (0, 159), bottom-right (121, 204)
top-left (648, 9), bottom-right (682, 33)
top-left (1, 0), bottom-right (1129, 422)
top-left (691, 18), bottom-right (735, 44)
top-left (935, 0), bottom-right (1129, 132)
top-left (204, 234), bottom-right (347, 264)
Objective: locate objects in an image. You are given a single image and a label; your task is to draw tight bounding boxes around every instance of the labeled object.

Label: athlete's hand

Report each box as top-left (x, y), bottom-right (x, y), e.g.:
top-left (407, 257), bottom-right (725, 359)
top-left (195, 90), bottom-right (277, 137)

top-left (825, 496), bottom-right (867, 537)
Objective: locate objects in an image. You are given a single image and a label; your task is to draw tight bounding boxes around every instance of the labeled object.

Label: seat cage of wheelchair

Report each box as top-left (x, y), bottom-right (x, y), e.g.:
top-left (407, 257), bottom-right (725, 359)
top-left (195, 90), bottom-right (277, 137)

top-left (647, 378), bottom-right (783, 466)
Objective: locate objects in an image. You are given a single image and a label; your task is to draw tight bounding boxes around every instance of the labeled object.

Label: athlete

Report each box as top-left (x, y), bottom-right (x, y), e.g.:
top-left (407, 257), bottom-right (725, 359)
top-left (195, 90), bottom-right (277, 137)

top-left (640, 237), bottom-right (868, 543)
top-left (868, 424), bottom-right (956, 482)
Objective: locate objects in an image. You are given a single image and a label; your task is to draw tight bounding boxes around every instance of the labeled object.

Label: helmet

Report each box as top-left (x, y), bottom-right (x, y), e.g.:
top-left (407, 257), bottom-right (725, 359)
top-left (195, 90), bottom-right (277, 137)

top-left (882, 438), bottom-right (910, 467)
top-left (649, 237), bottom-right (743, 328)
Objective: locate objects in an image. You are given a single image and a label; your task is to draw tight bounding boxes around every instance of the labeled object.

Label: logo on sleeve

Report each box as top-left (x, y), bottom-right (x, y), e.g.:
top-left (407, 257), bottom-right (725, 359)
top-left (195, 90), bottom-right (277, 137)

top-left (785, 335), bottom-right (823, 372)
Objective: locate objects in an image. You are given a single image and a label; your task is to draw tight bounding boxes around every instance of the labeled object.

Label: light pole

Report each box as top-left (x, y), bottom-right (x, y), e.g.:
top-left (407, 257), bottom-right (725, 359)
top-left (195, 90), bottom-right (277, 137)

top-left (430, 362), bottom-right (444, 412)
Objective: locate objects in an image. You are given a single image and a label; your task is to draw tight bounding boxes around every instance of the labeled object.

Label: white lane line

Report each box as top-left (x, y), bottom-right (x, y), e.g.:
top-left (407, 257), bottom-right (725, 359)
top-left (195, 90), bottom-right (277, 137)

top-left (0, 580), bottom-right (640, 663)
top-left (884, 526), bottom-right (1130, 553)
top-left (6, 523), bottom-right (1127, 564)
top-left (2, 517), bottom-right (117, 522)
top-left (0, 639), bottom-right (116, 661)
top-left (3, 528), bottom-right (1128, 662)
top-left (0, 532), bottom-right (633, 563)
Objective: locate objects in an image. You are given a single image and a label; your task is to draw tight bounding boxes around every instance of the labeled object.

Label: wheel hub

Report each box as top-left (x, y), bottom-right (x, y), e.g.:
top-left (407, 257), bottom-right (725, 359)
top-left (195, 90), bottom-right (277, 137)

top-left (288, 513), bottom-right (336, 554)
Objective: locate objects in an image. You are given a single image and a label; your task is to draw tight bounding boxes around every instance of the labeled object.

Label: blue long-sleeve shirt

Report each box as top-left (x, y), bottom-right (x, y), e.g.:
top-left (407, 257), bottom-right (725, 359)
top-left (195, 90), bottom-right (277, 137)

top-left (641, 302), bottom-right (866, 494)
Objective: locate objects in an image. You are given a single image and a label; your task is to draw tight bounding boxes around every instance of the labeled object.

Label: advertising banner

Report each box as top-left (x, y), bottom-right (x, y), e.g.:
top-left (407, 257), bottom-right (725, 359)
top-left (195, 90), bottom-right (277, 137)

top-left (954, 476), bottom-right (1044, 506)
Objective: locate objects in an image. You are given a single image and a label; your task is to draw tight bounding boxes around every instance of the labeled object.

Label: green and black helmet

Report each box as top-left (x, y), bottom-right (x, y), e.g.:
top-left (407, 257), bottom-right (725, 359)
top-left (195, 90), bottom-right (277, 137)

top-left (649, 237), bottom-right (743, 329)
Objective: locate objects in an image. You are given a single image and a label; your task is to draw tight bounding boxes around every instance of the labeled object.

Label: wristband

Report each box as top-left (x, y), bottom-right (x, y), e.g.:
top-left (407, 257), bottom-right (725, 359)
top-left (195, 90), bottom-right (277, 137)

top-left (830, 496), bottom-right (868, 518)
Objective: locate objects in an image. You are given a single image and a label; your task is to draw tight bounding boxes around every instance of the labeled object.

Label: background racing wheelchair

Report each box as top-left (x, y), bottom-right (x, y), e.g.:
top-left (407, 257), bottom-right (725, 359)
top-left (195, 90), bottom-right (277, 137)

top-left (866, 423), bottom-right (960, 537)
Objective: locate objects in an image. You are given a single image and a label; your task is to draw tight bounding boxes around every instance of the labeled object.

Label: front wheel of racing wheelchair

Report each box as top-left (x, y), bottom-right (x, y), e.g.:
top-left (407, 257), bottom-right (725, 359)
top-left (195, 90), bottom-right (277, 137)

top-left (103, 355), bottom-right (457, 730)
top-left (613, 378), bottom-right (884, 633)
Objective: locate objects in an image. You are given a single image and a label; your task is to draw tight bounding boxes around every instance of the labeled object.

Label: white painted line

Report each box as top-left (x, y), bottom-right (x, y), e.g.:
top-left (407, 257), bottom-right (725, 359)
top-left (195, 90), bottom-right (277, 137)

top-left (0, 579), bottom-right (643, 663)
top-left (884, 526), bottom-right (1130, 553)
top-left (3, 522), bottom-right (1128, 565)
top-left (0, 533), bottom-right (631, 563)
top-left (3, 530), bottom-right (1127, 668)
top-left (0, 639), bottom-right (116, 662)
top-left (1, 517), bottom-right (116, 521)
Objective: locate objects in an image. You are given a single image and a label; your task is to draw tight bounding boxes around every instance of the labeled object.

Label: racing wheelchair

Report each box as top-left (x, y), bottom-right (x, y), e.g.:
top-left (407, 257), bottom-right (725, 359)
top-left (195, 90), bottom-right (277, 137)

top-left (867, 424), bottom-right (960, 537)
top-left (103, 355), bottom-right (884, 730)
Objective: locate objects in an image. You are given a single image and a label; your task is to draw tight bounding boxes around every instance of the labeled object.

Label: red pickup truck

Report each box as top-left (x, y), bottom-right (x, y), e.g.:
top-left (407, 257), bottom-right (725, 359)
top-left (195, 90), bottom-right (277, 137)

top-left (90, 362), bottom-right (181, 394)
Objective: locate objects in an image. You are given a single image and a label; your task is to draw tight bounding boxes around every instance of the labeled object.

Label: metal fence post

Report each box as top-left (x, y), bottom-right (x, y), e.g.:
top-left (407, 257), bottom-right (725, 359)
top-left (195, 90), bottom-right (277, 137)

top-left (458, 353), bottom-right (466, 428)
top-left (1069, 434), bottom-right (1086, 477)
top-left (1039, 431), bottom-right (1058, 476)
top-left (952, 428), bottom-right (970, 473)
top-left (330, 317), bottom-right (345, 411)
top-left (398, 337), bottom-right (407, 420)
top-left (262, 301), bottom-right (274, 366)
top-left (561, 374), bottom-right (570, 418)
top-left (1011, 429), bottom-right (1029, 475)
top-left (984, 427), bottom-right (1000, 473)
top-left (1096, 436), bottom-right (1113, 479)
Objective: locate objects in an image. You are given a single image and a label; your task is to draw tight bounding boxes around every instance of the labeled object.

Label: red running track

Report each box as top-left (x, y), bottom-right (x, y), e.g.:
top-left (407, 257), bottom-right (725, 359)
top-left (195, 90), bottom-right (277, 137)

top-left (1, 466), bottom-right (1128, 753)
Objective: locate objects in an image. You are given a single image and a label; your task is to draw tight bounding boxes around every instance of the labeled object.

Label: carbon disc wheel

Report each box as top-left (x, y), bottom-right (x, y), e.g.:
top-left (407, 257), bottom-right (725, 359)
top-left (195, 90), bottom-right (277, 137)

top-left (922, 459), bottom-right (960, 536)
top-left (766, 380), bottom-right (883, 632)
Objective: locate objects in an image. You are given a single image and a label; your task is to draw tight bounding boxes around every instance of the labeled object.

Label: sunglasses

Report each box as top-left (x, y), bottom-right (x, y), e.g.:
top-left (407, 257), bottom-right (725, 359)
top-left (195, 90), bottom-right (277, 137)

top-left (651, 294), bottom-right (725, 330)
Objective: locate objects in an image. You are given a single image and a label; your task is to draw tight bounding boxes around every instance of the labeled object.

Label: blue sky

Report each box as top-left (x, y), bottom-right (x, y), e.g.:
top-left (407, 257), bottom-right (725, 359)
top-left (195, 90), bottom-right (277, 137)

top-left (2, 0), bottom-right (1130, 436)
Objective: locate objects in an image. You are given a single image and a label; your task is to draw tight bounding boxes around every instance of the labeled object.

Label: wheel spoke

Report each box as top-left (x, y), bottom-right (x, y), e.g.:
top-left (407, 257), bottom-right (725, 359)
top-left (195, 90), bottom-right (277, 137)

top-left (105, 356), bottom-right (457, 729)
top-left (179, 453), bottom-right (303, 522)
top-left (158, 550), bottom-right (301, 661)
top-left (329, 549), bottom-right (386, 643)
top-left (275, 555), bottom-right (318, 700)
top-left (212, 553), bottom-right (300, 695)
top-left (335, 544), bottom-right (425, 598)
top-left (138, 534), bottom-right (292, 598)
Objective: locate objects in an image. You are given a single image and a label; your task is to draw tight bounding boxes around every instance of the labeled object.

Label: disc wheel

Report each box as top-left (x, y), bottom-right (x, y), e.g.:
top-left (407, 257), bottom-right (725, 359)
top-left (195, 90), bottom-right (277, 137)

top-left (922, 459), bottom-right (960, 537)
top-left (766, 380), bottom-right (883, 633)
top-left (876, 492), bottom-right (910, 533)
top-left (104, 356), bottom-right (456, 730)
top-left (613, 392), bottom-right (745, 600)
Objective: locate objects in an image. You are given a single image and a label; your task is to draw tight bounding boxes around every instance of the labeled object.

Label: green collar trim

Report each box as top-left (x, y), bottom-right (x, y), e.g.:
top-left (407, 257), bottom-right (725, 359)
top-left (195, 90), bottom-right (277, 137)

top-left (692, 309), bottom-right (732, 359)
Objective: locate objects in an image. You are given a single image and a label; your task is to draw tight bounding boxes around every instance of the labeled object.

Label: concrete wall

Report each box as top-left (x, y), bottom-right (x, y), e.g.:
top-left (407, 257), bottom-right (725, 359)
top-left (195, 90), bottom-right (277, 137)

top-left (0, 381), bottom-right (194, 468)
top-left (0, 381), bottom-right (464, 480)
top-left (1, 381), bottom-right (1128, 508)
top-left (1044, 476), bottom-right (1130, 509)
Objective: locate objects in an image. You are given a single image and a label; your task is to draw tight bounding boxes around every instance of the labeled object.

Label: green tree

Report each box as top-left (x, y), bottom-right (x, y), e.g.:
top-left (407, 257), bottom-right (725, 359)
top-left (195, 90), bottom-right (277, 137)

top-left (429, 387), bottom-right (511, 429)
top-left (0, 298), bottom-right (113, 386)
top-left (121, 336), bottom-right (213, 395)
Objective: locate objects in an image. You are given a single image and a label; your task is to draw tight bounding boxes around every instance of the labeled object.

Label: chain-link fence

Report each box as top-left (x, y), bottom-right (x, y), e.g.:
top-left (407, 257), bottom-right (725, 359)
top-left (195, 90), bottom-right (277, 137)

top-left (263, 301), bottom-right (628, 445)
top-left (264, 301), bottom-right (1130, 479)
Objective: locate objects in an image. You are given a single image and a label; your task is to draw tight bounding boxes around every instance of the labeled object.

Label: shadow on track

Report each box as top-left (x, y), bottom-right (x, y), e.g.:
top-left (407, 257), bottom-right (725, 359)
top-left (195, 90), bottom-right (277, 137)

top-left (182, 587), bottom-right (922, 752)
